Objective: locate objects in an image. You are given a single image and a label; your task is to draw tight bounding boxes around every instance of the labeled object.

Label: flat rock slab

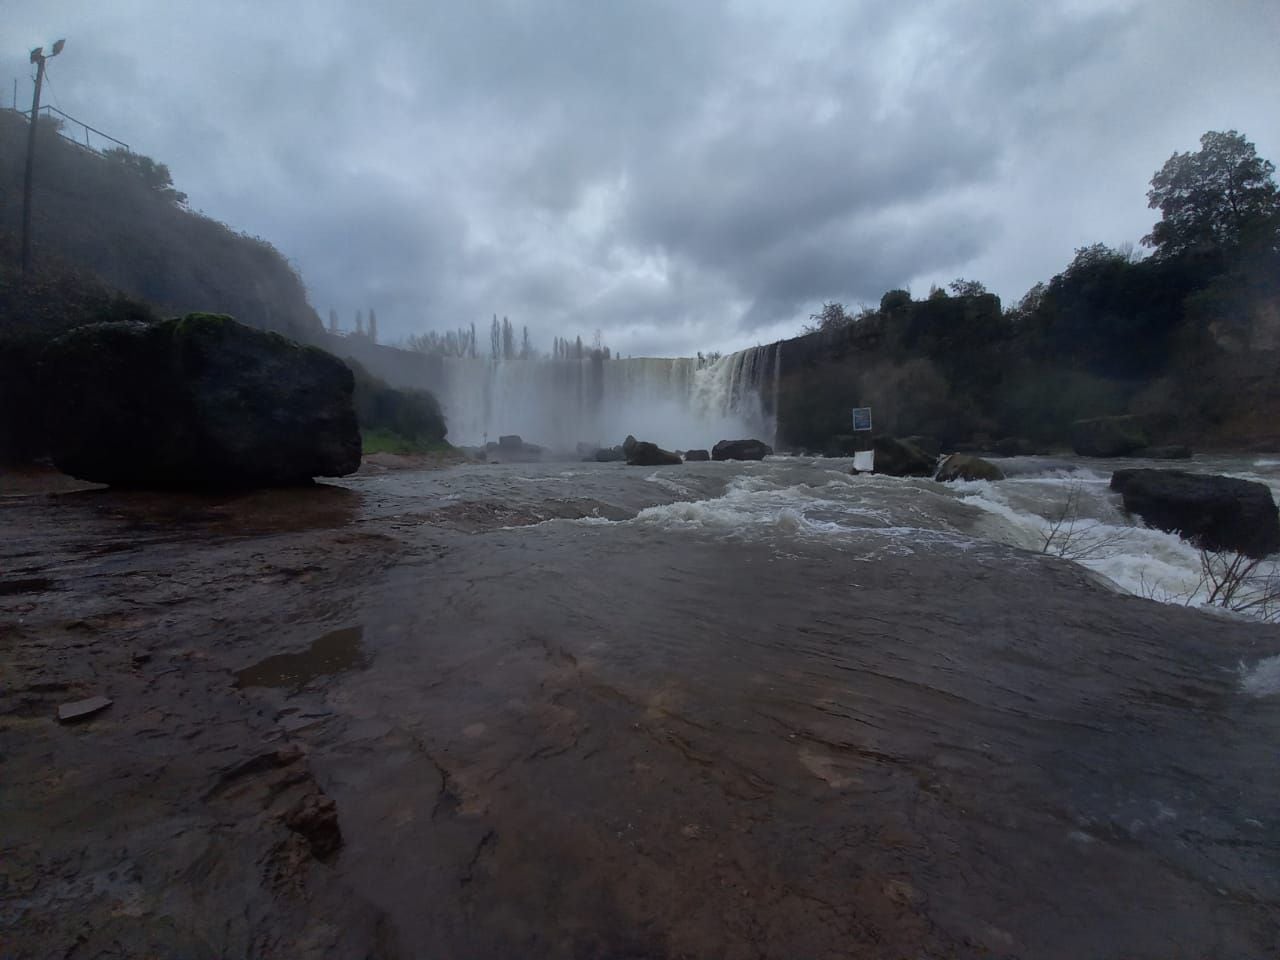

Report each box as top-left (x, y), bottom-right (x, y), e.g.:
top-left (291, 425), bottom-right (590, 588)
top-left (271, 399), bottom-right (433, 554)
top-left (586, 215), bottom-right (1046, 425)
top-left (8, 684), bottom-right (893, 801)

top-left (57, 696), bottom-right (113, 722)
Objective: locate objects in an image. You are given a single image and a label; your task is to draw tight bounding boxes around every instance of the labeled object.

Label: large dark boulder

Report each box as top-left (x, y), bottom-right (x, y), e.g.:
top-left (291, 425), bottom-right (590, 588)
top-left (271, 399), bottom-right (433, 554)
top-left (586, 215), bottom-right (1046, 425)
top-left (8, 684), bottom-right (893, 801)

top-left (934, 454), bottom-right (1005, 482)
top-left (683, 449), bottom-right (710, 462)
top-left (44, 314), bottom-right (361, 488)
top-left (1070, 415), bottom-right (1149, 458)
top-left (712, 438), bottom-right (772, 461)
top-left (1110, 469), bottom-right (1280, 558)
top-left (872, 436), bottom-right (936, 477)
top-left (626, 440), bottom-right (681, 466)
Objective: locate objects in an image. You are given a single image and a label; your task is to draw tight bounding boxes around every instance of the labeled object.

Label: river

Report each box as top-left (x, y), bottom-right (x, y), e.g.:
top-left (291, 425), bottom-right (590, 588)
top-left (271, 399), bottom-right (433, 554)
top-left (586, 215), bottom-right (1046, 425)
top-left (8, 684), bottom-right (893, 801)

top-left (2, 453), bottom-right (1278, 958)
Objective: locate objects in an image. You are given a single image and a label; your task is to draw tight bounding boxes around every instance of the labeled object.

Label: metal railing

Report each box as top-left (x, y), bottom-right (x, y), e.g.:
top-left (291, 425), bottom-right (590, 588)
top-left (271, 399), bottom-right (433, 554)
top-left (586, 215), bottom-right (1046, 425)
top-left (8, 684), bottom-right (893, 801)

top-left (14, 103), bottom-right (129, 155)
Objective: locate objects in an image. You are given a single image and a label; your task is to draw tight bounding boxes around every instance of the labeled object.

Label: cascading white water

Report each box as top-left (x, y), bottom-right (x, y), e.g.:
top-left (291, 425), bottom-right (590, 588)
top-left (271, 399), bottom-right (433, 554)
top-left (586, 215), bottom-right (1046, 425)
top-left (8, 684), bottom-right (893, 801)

top-left (432, 345), bottom-right (781, 451)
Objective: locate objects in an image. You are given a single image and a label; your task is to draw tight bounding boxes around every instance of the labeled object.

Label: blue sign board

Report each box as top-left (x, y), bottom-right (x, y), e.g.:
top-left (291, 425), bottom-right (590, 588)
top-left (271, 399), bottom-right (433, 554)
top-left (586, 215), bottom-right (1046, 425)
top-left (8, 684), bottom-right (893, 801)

top-left (852, 407), bottom-right (872, 432)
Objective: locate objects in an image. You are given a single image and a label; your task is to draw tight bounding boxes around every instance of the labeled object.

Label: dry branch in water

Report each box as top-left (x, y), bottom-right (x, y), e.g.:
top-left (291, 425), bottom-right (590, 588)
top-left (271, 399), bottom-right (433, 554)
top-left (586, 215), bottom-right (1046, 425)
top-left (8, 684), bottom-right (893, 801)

top-left (1039, 482), bottom-right (1129, 562)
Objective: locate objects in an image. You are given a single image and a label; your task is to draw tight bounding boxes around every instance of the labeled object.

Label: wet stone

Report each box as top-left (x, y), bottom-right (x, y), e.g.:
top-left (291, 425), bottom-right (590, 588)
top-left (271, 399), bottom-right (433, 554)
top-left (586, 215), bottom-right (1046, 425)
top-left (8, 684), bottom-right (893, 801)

top-left (235, 626), bottom-right (367, 691)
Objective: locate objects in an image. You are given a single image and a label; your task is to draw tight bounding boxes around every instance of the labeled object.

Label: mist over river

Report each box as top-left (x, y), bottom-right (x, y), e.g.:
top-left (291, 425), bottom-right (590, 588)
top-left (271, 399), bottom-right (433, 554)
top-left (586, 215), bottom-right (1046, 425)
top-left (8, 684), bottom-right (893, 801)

top-left (4, 453), bottom-right (1279, 958)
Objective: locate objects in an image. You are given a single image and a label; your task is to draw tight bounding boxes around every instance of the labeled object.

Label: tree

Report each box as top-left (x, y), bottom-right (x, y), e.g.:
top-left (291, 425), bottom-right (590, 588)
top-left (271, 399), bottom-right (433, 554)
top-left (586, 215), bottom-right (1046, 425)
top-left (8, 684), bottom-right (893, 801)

top-left (501, 316), bottom-right (515, 360)
top-left (355, 309), bottom-right (364, 335)
top-left (1144, 130), bottom-right (1280, 259)
top-left (948, 278), bottom-right (987, 297)
top-left (879, 289), bottom-right (912, 313)
top-left (804, 301), bottom-right (851, 333)
top-left (328, 308), bottom-right (338, 333)
top-left (102, 148), bottom-right (188, 205)
top-left (368, 308), bottom-right (377, 344)
top-left (490, 315), bottom-right (501, 360)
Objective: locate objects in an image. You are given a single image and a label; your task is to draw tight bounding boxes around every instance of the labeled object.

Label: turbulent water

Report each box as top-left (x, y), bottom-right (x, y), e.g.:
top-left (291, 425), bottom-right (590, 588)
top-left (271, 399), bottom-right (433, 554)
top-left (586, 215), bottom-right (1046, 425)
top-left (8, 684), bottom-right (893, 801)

top-left (428, 344), bottom-right (781, 450)
top-left (354, 451), bottom-right (1280, 693)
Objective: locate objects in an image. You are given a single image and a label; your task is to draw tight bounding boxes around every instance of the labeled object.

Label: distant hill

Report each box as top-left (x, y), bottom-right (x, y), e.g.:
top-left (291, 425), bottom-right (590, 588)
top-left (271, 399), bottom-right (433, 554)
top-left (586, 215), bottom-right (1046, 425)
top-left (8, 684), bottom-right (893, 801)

top-left (0, 109), bottom-right (320, 340)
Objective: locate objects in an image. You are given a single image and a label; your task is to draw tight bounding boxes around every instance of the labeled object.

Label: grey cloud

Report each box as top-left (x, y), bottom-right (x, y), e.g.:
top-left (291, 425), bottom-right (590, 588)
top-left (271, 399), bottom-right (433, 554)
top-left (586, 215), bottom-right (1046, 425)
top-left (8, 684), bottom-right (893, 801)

top-left (4, 0), bottom-right (1278, 354)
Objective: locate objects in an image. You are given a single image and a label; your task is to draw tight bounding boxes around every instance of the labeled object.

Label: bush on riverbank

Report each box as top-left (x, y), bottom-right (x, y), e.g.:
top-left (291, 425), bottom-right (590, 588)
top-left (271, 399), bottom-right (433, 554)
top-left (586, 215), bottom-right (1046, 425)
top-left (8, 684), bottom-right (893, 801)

top-left (346, 357), bottom-right (449, 454)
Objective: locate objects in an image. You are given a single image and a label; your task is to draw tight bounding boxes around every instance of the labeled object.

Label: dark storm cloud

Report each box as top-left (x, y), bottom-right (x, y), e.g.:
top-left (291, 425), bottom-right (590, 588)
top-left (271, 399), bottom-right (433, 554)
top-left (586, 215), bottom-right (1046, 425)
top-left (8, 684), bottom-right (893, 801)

top-left (6, 1), bottom-right (1279, 355)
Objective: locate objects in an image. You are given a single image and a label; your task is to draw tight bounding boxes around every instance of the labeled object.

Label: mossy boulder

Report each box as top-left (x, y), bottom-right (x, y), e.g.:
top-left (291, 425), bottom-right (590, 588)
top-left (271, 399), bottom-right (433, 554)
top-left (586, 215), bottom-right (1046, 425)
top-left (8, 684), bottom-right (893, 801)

top-left (934, 453), bottom-right (1006, 483)
top-left (44, 313), bottom-right (361, 487)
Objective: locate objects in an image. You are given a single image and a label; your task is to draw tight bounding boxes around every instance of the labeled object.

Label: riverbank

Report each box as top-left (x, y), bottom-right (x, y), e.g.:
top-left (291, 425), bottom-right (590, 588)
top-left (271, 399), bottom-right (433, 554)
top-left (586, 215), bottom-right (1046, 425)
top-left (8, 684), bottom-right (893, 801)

top-left (2, 460), bottom-right (1278, 958)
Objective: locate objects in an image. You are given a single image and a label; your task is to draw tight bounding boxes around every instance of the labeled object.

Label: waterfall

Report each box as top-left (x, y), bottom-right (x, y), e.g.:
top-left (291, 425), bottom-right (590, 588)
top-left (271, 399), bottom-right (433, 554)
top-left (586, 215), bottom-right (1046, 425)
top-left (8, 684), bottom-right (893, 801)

top-left (429, 345), bottom-right (780, 451)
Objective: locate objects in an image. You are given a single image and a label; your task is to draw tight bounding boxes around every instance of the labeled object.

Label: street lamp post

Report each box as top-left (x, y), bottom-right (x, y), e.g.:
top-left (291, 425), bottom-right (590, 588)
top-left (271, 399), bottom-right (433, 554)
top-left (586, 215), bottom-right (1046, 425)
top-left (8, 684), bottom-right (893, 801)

top-left (21, 38), bottom-right (65, 278)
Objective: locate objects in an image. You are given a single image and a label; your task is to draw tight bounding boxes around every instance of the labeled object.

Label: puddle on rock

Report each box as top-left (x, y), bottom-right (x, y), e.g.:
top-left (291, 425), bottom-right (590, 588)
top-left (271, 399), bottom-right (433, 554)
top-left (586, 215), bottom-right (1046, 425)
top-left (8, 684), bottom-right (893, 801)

top-left (235, 626), bottom-right (368, 691)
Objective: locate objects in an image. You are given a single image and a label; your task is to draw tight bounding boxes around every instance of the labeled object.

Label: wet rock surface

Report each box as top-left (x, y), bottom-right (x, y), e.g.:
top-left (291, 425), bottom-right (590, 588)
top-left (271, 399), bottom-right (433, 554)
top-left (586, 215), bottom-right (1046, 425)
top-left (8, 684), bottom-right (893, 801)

top-left (1111, 467), bottom-right (1280, 557)
top-left (872, 435), bottom-right (936, 476)
top-left (626, 440), bottom-right (682, 466)
top-left (934, 453), bottom-right (1006, 482)
top-left (711, 438), bottom-right (772, 461)
top-left (2, 462), bottom-right (1278, 959)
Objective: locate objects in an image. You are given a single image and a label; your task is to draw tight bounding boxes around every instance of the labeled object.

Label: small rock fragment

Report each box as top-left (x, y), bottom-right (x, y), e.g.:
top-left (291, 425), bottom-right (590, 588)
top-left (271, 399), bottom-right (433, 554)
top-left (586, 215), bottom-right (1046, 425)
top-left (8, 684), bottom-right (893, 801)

top-left (57, 696), bottom-right (113, 723)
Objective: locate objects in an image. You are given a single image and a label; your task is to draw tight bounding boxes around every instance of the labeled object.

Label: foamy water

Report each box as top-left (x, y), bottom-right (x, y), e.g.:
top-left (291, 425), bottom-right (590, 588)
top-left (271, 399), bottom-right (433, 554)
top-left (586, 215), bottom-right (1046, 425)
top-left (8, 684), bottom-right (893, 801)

top-left (574, 455), bottom-right (1280, 642)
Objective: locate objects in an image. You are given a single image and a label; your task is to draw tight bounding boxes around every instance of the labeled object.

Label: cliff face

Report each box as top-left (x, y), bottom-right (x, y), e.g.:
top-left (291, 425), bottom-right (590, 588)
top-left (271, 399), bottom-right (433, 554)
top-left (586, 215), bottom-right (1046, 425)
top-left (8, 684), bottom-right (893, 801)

top-left (0, 111), bottom-right (320, 341)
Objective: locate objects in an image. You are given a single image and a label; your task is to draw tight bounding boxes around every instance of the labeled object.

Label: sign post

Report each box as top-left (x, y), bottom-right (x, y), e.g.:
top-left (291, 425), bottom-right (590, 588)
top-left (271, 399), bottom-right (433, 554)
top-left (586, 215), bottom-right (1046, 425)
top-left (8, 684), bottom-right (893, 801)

top-left (851, 407), bottom-right (874, 472)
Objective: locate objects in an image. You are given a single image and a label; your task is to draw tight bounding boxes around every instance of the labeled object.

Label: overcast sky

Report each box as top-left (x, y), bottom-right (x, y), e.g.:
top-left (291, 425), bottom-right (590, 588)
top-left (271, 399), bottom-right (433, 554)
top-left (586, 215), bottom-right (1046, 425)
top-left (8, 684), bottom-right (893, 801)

top-left (7, 0), bottom-right (1279, 356)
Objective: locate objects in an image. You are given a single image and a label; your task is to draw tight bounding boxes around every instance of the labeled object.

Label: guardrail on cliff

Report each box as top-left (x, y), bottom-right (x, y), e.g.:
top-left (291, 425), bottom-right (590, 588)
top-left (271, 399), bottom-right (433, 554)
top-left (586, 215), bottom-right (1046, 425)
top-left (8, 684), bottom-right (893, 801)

top-left (11, 104), bottom-right (129, 157)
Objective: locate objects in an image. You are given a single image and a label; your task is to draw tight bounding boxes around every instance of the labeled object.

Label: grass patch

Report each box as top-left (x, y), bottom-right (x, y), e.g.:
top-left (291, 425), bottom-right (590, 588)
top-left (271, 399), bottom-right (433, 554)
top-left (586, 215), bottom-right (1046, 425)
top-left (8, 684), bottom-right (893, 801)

top-left (361, 429), bottom-right (452, 456)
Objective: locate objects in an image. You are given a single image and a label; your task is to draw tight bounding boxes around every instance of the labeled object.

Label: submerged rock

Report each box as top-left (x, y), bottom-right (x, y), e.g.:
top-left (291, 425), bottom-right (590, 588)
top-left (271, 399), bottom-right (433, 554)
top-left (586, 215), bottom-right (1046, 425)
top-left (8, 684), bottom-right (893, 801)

top-left (1110, 468), bottom-right (1280, 557)
top-left (626, 440), bottom-right (682, 466)
top-left (934, 453), bottom-right (1005, 482)
top-left (872, 436), bottom-right (936, 477)
top-left (45, 314), bottom-right (360, 488)
top-left (1070, 415), bottom-right (1149, 458)
top-left (712, 438), bottom-right (772, 461)
top-left (684, 449), bottom-right (711, 462)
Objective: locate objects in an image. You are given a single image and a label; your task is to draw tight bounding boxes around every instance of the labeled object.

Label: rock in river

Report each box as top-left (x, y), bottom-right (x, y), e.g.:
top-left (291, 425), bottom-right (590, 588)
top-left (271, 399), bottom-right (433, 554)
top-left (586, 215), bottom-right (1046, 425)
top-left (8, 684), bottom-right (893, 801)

top-left (683, 449), bottom-right (711, 462)
top-left (872, 436), bottom-right (936, 477)
top-left (626, 440), bottom-right (682, 466)
top-left (1110, 468), bottom-right (1280, 557)
top-left (934, 453), bottom-right (1005, 483)
top-left (712, 439), bottom-right (772, 461)
top-left (45, 313), bottom-right (361, 488)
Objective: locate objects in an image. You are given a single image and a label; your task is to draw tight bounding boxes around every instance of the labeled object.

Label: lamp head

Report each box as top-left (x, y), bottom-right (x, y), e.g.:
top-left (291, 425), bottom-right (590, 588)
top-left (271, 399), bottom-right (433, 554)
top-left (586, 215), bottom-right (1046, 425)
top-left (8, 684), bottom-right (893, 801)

top-left (30, 47), bottom-right (42, 63)
top-left (51, 39), bottom-right (66, 56)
